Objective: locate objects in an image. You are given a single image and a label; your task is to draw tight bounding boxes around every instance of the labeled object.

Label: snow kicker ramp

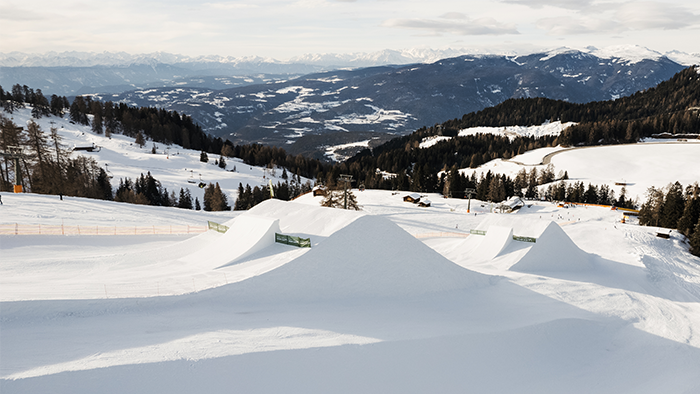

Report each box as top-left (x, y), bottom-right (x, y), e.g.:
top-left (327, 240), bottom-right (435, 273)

top-left (245, 198), bottom-right (364, 239)
top-left (461, 215), bottom-right (592, 273)
top-left (473, 225), bottom-right (513, 261)
top-left (221, 213), bottom-right (492, 302)
top-left (509, 220), bottom-right (592, 273)
top-left (180, 214), bottom-right (281, 268)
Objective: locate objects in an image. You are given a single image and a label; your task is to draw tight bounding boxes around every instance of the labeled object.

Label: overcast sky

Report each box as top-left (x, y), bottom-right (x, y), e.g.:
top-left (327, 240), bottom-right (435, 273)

top-left (2, 0), bottom-right (699, 59)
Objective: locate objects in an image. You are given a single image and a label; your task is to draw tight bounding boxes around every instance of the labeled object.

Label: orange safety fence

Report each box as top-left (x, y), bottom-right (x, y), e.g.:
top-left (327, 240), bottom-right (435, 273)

top-left (0, 223), bottom-right (208, 236)
top-left (566, 202), bottom-right (640, 213)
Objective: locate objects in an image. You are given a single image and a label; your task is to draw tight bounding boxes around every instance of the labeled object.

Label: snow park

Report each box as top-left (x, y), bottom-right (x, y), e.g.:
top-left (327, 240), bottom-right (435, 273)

top-left (2, 106), bottom-right (700, 393)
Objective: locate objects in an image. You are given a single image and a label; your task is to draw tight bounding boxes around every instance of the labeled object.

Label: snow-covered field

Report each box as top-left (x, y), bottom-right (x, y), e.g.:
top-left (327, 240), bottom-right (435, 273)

top-left (3, 108), bottom-right (700, 392)
top-left (2, 190), bottom-right (700, 393)
top-left (461, 141), bottom-right (700, 203)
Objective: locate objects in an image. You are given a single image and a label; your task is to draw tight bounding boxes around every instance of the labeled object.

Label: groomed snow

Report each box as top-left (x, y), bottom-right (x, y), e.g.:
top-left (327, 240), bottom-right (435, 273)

top-left (3, 107), bottom-right (700, 393)
top-left (3, 189), bottom-right (700, 393)
top-left (460, 141), bottom-right (700, 203)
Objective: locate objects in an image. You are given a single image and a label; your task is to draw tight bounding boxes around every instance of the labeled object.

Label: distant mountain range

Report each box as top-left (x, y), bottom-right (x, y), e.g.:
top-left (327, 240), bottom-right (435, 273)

top-left (1, 46), bottom-right (698, 95)
top-left (0, 48), bottom-right (479, 96)
top-left (2, 46), bottom-right (698, 160)
top-left (95, 48), bottom-right (693, 159)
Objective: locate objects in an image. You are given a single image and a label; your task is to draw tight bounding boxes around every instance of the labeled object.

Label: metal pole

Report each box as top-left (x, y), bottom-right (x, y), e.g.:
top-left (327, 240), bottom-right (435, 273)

top-left (465, 188), bottom-right (476, 213)
top-left (338, 174), bottom-right (353, 209)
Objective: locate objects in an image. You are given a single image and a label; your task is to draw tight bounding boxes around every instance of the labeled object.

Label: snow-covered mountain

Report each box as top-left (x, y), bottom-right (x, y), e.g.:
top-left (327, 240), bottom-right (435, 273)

top-left (3, 45), bottom-right (698, 68)
top-left (2, 45), bottom-right (698, 96)
top-left (3, 45), bottom-right (698, 160)
top-left (92, 48), bottom-right (688, 159)
top-left (0, 48), bottom-right (476, 68)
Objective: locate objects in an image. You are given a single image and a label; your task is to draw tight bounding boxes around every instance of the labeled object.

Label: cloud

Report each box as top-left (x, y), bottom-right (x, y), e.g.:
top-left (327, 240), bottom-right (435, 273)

top-left (439, 12), bottom-right (468, 20)
top-left (535, 1), bottom-right (700, 35)
top-left (0, 5), bottom-right (48, 21)
top-left (501, 0), bottom-right (594, 10)
top-left (204, 2), bottom-right (258, 10)
top-left (536, 17), bottom-right (618, 35)
top-left (615, 1), bottom-right (700, 30)
top-left (383, 16), bottom-right (518, 36)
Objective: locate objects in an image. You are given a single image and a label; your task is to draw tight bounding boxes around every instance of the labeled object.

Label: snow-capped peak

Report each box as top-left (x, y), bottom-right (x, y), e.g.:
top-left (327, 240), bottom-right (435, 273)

top-left (587, 45), bottom-right (664, 64)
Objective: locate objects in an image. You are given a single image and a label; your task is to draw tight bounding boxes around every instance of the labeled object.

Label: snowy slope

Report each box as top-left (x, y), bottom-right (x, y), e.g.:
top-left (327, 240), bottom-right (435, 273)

top-left (420, 120), bottom-right (576, 148)
top-left (3, 106), bottom-right (700, 393)
top-left (2, 190), bottom-right (700, 393)
top-left (2, 107), bottom-right (308, 207)
top-left (459, 140), bottom-right (700, 203)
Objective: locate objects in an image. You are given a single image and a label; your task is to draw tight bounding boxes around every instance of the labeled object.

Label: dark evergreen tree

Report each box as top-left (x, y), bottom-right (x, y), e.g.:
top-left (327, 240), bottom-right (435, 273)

top-left (178, 188), bottom-right (193, 209)
top-left (677, 184), bottom-right (700, 238)
top-left (639, 187), bottom-right (666, 227)
top-left (690, 219), bottom-right (700, 257)
top-left (660, 182), bottom-right (685, 228)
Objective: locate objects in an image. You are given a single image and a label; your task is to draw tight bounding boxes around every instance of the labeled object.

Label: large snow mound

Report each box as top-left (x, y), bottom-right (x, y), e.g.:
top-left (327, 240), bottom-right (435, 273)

top-left (509, 221), bottom-right (592, 273)
top-left (460, 215), bottom-right (592, 273)
top-left (224, 214), bottom-right (491, 302)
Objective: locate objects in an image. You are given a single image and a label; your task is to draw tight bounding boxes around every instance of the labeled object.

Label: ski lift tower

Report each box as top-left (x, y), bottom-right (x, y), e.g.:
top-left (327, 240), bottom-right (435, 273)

top-left (337, 174), bottom-right (354, 210)
top-left (0, 146), bottom-right (25, 193)
top-left (465, 188), bottom-right (476, 213)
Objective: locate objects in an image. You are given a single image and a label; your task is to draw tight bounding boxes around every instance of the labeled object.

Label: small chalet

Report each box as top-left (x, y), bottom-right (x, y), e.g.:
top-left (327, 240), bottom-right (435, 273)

top-left (312, 185), bottom-right (327, 197)
top-left (403, 193), bottom-right (421, 203)
top-left (418, 199), bottom-right (431, 207)
top-left (495, 196), bottom-right (524, 213)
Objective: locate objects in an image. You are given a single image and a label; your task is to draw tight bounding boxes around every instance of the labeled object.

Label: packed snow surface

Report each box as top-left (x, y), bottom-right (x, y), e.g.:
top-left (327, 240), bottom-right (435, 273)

top-left (460, 141), bottom-right (700, 203)
top-left (3, 189), bottom-right (700, 393)
top-left (3, 106), bottom-right (700, 393)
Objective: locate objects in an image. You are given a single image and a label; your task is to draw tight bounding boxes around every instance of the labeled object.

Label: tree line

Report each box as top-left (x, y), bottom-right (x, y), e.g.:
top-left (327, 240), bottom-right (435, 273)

top-left (1, 84), bottom-right (71, 120)
top-left (232, 175), bottom-right (313, 211)
top-left (65, 95), bottom-right (329, 180)
top-left (0, 114), bottom-right (113, 199)
top-left (638, 182), bottom-right (700, 256)
top-left (340, 66), bottom-right (699, 195)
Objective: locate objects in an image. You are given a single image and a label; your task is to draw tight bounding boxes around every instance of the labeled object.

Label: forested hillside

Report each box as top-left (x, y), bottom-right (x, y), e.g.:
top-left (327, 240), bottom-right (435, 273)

top-left (340, 66), bottom-right (699, 193)
top-left (0, 84), bottom-right (329, 208)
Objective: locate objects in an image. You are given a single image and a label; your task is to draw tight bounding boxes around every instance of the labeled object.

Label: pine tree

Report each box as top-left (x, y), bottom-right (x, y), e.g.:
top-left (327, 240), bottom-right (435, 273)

top-left (677, 184), bottom-right (700, 238)
top-left (321, 188), bottom-right (360, 210)
top-left (639, 187), bottom-right (666, 227)
top-left (213, 182), bottom-right (230, 211)
top-left (177, 188), bottom-right (193, 209)
top-left (218, 155), bottom-right (226, 169)
top-left (134, 131), bottom-right (145, 148)
top-left (200, 151), bottom-right (208, 163)
top-left (689, 219), bottom-right (700, 257)
top-left (234, 183), bottom-right (247, 210)
top-left (91, 111), bottom-right (103, 134)
top-left (660, 182), bottom-right (685, 228)
top-left (203, 183), bottom-right (213, 211)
